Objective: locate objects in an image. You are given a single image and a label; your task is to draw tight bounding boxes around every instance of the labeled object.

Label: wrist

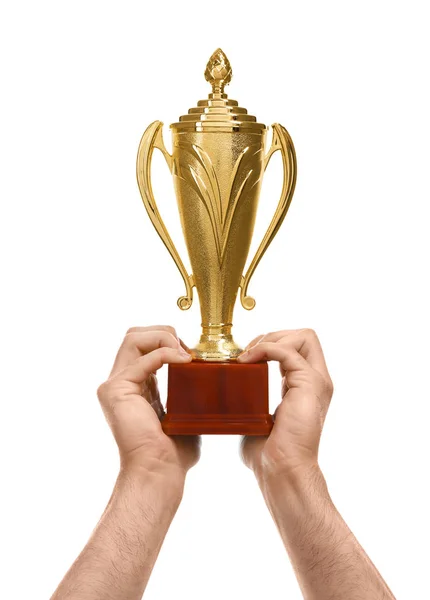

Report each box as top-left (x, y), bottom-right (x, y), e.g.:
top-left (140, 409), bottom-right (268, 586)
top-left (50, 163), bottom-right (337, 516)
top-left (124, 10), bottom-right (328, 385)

top-left (121, 446), bottom-right (189, 483)
top-left (253, 453), bottom-right (320, 486)
top-left (256, 461), bottom-right (331, 511)
top-left (119, 434), bottom-right (199, 482)
top-left (117, 461), bottom-right (186, 511)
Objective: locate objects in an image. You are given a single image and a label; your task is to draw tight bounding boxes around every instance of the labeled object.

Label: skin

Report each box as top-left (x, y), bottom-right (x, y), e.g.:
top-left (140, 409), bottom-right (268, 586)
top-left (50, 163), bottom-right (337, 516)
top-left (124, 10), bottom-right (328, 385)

top-left (51, 325), bottom-right (199, 600)
top-left (51, 326), bottom-right (395, 600)
top-left (238, 328), bottom-right (395, 600)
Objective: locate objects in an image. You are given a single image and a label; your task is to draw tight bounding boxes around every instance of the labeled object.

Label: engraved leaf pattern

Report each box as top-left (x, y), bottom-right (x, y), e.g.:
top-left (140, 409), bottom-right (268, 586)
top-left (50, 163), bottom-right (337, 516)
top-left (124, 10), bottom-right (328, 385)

top-left (173, 143), bottom-right (263, 266)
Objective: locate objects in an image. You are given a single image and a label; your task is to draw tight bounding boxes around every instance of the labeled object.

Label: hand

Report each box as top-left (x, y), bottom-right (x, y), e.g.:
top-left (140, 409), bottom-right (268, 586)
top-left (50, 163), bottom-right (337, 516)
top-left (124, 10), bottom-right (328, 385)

top-left (238, 329), bottom-right (333, 478)
top-left (97, 325), bottom-right (201, 477)
top-left (238, 330), bottom-right (396, 600)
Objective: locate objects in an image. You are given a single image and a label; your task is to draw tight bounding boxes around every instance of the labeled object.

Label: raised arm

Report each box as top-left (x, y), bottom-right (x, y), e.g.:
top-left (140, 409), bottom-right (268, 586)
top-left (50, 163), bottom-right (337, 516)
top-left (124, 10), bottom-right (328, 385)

top-left (239, 328), bottom-right (395, 600)
top-left (51, 325), bottom-right (199, 600)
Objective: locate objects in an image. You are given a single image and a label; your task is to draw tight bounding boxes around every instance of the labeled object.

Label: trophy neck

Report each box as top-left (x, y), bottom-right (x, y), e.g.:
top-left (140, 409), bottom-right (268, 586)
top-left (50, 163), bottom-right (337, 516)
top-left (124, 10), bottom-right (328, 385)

top-left (191, 323), bottom-right (243, 362)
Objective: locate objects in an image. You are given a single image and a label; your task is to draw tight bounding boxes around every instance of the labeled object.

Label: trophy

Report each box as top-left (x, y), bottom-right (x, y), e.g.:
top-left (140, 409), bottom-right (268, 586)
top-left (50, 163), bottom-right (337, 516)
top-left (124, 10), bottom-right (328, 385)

top-left (136, 49), bottom-right (297, 435)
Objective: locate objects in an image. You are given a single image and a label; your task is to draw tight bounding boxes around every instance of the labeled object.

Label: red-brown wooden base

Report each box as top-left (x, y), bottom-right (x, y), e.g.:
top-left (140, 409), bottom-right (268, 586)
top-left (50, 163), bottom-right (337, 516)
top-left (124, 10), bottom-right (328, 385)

top-left (163, 361), bottom-right (273, 435)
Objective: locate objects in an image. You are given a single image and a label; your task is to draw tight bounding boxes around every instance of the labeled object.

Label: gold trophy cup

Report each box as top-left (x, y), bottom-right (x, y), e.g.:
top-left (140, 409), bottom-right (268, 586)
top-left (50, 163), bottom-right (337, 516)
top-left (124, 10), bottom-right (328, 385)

top-left (136, 49), bottom-right (297, 435)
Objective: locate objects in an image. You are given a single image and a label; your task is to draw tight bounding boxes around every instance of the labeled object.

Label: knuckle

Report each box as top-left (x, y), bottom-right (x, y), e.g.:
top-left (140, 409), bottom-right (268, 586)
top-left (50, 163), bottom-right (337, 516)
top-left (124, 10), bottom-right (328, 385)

top-left (96, 381), bottom-right (109, 400)
top-left (163, 325), bottom-right (177, 337)
top-left (123, 331), bottom-right (136, 345)
top-left (163, 331), bottom-right (180, 346)
top-left (126, 326), bottom-right (139, 335)
top-left (325, 376), bottom-right (334, 396)
top-left (302, 327), bottom-right (318, 339)
top-left (276, 329), bottom-right (291, 337)
top-left (97, 379), bottom-right (119, 408)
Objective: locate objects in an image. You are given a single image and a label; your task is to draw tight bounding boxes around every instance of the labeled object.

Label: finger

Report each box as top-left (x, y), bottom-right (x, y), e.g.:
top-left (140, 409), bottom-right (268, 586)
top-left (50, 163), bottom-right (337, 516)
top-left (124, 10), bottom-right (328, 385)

top-left (110, 330), bottom-right (182, 377)
top-left (113, 346), bottom-right (191, 386)
top-left (238, 341), bottom-right (308, 379)
top-left (243, 334), bottom-right (265, 352)
top-left (238, 341), bottom-right (332, 408)
top-left (253, 330), bottom-right (295, 343)
top-left (126, 325), bottom-right (178, 337)
top-left (142, 375), bottom-right (165, 419)
top-left (251, 329), bottom-right (329, 378)
top-left (178, 337), bottom-right (191, 352)
top-left (240, 435), bottom-right (266, 471)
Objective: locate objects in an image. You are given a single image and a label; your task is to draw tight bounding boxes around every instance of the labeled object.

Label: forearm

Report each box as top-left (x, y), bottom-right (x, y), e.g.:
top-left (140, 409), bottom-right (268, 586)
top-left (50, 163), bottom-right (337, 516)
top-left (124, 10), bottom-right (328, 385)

top-left (51, 464), bottom-right (185, 600)
top-left (257, 465), bottom-right (395, 600)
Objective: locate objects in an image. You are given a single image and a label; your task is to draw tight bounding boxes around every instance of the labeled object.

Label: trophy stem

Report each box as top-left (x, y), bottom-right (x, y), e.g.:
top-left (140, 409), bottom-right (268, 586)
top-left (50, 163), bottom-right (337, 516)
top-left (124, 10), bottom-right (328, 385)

top-left (191, 322), bottom-right (243, 362)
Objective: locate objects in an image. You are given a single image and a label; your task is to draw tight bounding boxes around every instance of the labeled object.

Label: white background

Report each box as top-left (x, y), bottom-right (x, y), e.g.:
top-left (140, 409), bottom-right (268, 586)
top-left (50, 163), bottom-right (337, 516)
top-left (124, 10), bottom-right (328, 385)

top-left (1, 1), bottom-right (429, 598)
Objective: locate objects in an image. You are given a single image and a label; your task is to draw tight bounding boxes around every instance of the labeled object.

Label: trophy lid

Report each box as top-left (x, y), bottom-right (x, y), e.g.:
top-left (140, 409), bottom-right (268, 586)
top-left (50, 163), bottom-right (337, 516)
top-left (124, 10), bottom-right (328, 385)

top-left (171, 49), bottom-right (266, 132)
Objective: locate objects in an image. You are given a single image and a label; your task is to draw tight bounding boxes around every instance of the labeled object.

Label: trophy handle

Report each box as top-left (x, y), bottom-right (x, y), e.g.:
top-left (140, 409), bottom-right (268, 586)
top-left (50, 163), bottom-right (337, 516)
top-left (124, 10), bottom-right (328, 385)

top-left (136, 120), bottom-right (194, 310)
top-left (240, 123), bottom-right (297, 310)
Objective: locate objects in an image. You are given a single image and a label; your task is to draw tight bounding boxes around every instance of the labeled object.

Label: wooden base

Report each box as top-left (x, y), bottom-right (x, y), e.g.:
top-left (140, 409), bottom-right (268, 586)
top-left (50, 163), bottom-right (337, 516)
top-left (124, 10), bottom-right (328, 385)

top-left (163, 361), bottom-right (273, 435)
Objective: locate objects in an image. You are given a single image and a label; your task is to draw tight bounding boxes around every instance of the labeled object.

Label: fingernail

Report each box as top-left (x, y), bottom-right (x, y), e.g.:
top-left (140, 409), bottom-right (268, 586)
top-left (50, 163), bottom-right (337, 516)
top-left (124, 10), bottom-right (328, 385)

top-left (238, 351), bottom-right (248, 362)
top-left (179, 347), bottom-right (191, 357)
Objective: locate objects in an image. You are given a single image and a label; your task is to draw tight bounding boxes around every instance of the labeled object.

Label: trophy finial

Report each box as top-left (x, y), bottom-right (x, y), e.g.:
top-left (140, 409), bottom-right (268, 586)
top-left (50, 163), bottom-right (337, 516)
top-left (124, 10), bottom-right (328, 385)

top-left (204, 48), bottom-right (232, 95)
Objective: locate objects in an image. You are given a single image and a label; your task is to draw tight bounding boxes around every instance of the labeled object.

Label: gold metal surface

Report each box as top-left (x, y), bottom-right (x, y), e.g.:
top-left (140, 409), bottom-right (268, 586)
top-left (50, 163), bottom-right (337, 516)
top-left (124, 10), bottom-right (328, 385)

top-left (136, 49), bottom-right (297, 361)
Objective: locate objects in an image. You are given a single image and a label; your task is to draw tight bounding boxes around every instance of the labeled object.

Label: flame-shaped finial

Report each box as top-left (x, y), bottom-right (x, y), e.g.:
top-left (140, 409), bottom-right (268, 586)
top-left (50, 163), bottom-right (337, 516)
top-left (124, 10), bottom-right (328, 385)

top-left (204, 48), bottom-right (232, 95)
